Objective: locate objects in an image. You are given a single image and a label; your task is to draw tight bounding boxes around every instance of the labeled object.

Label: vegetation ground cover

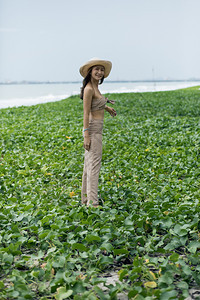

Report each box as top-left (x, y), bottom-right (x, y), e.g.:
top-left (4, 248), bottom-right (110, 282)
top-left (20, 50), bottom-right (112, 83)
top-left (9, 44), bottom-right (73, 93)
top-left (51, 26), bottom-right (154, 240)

top-left (0, 87), bottom-right (200, 299)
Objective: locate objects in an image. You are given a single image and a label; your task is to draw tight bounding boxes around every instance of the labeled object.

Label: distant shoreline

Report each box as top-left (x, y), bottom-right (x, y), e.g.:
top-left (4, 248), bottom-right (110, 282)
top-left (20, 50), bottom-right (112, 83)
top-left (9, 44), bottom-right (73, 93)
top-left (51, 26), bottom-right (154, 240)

top-left (1, 79), bottom-right (200, 85)
top-left (1, 80), bottom-right (199, 109)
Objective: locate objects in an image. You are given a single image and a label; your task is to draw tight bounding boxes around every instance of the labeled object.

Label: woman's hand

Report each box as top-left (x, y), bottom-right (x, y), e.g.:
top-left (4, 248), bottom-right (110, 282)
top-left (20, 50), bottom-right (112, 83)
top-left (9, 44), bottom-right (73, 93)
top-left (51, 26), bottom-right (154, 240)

top-left (84, 136), bottom-right (91, 151)
top-left (106, 106), bottom-right (117, 117)
top-left (105, 97), bottom-right (115, 105)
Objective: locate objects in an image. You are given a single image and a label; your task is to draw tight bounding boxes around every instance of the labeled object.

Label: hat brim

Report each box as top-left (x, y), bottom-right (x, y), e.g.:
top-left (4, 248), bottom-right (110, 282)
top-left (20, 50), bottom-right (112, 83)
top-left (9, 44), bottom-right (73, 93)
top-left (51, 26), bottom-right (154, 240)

top-left (79, 59), bottom-right (112, 78)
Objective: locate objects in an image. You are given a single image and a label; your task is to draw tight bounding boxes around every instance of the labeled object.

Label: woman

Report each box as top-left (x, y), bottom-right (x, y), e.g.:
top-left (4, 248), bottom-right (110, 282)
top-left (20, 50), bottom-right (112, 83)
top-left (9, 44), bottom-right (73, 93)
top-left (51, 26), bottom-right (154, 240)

top-left (79, 58), bottom-right (116, 207)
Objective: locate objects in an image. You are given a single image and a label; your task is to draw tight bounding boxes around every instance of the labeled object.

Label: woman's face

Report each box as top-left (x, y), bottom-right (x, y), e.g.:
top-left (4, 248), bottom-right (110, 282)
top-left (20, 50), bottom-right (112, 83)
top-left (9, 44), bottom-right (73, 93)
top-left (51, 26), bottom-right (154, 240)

top-left (91, 65), bottom-right (105, 81)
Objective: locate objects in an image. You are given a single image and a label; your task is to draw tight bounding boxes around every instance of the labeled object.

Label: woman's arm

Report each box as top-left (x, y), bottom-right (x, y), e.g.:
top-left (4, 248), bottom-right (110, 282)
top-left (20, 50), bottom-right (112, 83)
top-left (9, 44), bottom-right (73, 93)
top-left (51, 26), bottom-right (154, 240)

top-left (105, 105), bottom-right (117, 117)
top-left (83, 87), bottom-right (93, 151)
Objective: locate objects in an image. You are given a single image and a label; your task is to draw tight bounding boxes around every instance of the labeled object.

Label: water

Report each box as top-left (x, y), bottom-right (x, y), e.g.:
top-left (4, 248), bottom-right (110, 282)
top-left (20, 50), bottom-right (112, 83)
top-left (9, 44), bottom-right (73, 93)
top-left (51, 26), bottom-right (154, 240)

top-left (0, 81), bottom-right (199, 109)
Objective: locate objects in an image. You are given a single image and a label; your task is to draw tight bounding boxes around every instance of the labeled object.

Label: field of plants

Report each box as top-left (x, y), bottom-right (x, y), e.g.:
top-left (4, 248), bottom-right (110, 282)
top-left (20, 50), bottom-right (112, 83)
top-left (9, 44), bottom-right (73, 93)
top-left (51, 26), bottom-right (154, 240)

top-left (0, 87), bottom-right (200, 299)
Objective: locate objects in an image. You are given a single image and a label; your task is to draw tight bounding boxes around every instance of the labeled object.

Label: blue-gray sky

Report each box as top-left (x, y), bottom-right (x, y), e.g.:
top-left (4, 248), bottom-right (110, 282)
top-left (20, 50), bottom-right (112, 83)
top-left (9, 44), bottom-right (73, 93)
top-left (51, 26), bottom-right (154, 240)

top-left (0, 0), bottom-right (200, 82)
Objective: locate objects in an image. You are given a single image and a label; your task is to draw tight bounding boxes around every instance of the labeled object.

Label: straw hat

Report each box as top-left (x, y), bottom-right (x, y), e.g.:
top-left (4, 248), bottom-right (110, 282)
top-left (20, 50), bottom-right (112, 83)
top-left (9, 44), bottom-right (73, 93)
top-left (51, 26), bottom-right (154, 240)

top-left (79, 58), bottom-right (112, 78)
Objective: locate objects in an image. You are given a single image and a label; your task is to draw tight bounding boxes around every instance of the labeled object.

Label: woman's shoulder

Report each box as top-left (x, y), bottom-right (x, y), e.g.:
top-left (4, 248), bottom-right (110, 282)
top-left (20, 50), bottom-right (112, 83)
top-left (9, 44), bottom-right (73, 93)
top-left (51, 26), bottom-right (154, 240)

top-left (84, 84), bottom-right (94, 97)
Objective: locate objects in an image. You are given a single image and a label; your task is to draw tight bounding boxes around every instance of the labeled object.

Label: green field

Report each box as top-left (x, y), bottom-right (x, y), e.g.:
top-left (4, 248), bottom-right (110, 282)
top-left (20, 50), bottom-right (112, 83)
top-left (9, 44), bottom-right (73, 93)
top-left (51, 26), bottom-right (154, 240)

top-left (0, 87), bottom-right (200, 299)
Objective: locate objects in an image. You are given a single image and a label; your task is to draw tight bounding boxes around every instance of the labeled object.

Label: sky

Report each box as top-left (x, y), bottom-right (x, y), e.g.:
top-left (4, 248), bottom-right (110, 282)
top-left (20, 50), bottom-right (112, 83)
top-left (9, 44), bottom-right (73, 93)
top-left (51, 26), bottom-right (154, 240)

top-left (0, 0), bottom-right (200, 82)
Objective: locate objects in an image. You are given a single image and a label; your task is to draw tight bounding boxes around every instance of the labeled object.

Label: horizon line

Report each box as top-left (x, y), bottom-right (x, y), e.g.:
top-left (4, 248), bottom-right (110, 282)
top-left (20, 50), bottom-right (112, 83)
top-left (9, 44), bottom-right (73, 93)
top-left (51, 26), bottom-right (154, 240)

top-left (1, 78), bottom-right (200, 85)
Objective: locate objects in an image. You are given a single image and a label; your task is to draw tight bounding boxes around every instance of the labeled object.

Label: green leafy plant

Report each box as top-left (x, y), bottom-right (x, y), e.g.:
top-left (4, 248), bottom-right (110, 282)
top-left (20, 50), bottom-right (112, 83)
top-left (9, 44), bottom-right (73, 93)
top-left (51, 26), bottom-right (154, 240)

top-left (0, 86), bottom-right (200, 298)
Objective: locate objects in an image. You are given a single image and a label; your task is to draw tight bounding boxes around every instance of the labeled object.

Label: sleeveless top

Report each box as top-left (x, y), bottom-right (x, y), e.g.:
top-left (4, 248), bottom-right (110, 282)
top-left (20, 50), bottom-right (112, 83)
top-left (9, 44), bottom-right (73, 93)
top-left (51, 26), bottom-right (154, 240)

top-left (91, 96), bottom-right (107, 111)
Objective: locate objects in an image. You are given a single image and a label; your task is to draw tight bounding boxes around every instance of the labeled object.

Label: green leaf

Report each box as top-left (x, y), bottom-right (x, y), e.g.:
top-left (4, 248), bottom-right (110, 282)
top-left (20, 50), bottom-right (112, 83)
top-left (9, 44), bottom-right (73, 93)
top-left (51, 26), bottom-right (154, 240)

top-left (173, 224), bottom-right (188, 236)
top-left (71, 243), bottom-right (88, 252)
top-left (158, 272), bottom-right (173, 285)
top-left (128, 289), bottom-right (138, 298)
top-left (160, 290), bottom-right (178, 300)
top-left (100, 243), bottom-right (114, 252)
top-left (3, 253), bottom-right (13, 264)
top-left (182, 265), bottom-right (192, 276)
top-left (176, 281), bottom-right (188, 290)
top-left (0, 281), bottom-right (4, 290)
top-left (31, 250), bottom-right (44, 259)
top-left (113, 248), bottom-right (129, 255)
top-left (10, 291), bottom-right (20, 298)
top-left (73, 281), bottom-right (86, 293)
top-left (98, 256), bottom-right (114, 265)
top-left (38, 231), bottom-right (49, 239)
top-left (55, 287), bottom-right (73, 300)
top-left (188, 241), bottom-right (200, 253)
top-left (118, 269), bottom-right (128, 281)
top-left (52, 255), bottom-right (66, 268)
top-left (169, 252), bottom-right (179, 262)
top-left (93, 286), bottom-right (108, 300)
top-left (47, 246), bottom-right (57, 255)
top-left (133, 295), bottom-right (145, 300)
top-left (85, 234), bottom-right (101, 242)
top-left (124, 218), bottom-right (133, 226)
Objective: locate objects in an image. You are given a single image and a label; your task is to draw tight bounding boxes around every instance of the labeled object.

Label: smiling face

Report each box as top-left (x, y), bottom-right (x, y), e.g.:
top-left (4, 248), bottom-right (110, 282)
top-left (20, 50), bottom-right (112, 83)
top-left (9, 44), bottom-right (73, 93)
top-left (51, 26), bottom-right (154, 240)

top-left (91, 65), bottom-right (105, 81)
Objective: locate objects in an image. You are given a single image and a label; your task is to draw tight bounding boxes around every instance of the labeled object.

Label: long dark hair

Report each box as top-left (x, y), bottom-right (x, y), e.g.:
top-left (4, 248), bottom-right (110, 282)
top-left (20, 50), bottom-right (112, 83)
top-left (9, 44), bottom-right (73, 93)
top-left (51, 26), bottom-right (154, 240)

top-left (80, 66), bottom-right (104, 100)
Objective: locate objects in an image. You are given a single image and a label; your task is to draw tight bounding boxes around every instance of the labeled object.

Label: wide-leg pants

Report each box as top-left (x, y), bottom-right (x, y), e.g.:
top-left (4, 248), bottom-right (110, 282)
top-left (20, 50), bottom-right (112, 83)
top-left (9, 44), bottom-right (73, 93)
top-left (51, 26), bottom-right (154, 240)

top-left (81, 119), bottom-right (103, 206)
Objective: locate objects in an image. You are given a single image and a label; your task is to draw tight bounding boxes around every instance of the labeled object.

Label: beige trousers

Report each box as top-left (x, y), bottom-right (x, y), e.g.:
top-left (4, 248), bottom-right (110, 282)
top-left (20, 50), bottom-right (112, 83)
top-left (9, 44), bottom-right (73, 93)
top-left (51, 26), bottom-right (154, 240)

top-left (81, 119), bottom-right (103, 206)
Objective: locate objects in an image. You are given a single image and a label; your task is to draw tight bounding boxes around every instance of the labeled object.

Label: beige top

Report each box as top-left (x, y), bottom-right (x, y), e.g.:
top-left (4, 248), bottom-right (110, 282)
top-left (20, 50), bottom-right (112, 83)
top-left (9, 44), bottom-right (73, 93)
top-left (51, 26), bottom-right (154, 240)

top-left (91, 96), bottom-right (107, 111)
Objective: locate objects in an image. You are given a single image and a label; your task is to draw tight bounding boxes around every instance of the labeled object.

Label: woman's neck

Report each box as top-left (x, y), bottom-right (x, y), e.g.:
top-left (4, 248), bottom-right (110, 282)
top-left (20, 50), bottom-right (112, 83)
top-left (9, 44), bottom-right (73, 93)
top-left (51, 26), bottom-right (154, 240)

top-left (91, 77), bottom-right (99, 87)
